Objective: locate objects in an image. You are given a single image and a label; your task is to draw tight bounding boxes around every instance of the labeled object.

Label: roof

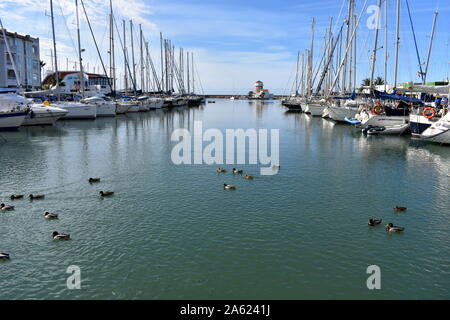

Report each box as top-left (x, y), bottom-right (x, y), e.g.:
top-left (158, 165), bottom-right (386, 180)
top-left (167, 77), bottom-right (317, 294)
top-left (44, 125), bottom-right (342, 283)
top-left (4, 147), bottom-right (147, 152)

top-left (0, 28), bottom-right (39, 42)
top-left (42, 71), bottom-right (110, 85)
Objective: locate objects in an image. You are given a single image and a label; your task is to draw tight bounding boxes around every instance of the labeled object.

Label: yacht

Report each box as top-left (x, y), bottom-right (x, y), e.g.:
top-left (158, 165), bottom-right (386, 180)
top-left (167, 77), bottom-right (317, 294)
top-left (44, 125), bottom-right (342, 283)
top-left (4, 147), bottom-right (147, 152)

top-left (419, 112), bottom-right (450, 144)
top-left (23, 102), bottom-right (68, 126)
top-left (305, 99), bottom-right (327, 116)
top-left (0, 90), bottom-right (29, 130)
top-left (81, 96), bottom-right (116, 117)
top-left (328, 100), bottom-right (361, 122)
top-left (56, 101), bottom-right (97, 119)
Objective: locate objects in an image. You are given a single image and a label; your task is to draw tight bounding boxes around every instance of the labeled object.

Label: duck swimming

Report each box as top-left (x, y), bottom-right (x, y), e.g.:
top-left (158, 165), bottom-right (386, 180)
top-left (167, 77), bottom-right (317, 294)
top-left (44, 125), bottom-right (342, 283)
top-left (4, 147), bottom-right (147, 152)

top-left (216, 168), bottom-right (227, 173)
top-left (99, 191), bottom-right (114, 197)
top-left (10, 194), bottom-right (24, 200)
top-left (0, 203), bottom-right (14, 211)
top-left (0, 253), bottom-right (10, 260)
top-left (244, 175), bottom-right (254, 180)
top-left (393, 206), bottom-right (407, 212)
top-left (44, 212), bottom-right (58, 219)
top-left (232, 168), bottom-right (243, 174)
top-left (52, 231), bottom-right (70, 240)
top-left (29, 194), bottom-right (45, 200)
top-left (386, 223), bottom-right (405, 233)
top-left (89, 178), bottom-right (101, 183)
top-left (224, 184), bottom-right (236, 190)
top-left (368, 219), bottom-right (383, 226)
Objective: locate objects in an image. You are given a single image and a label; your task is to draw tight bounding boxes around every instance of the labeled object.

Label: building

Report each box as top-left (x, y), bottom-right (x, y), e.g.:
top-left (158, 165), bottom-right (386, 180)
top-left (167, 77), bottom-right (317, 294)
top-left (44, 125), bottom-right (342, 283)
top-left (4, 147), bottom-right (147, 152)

top-left (249, 80), bottom-right (274, 99)
top-left (0, 29), bottom-right (41, 90)
top-left (42, 71), bottom-right (112, 96)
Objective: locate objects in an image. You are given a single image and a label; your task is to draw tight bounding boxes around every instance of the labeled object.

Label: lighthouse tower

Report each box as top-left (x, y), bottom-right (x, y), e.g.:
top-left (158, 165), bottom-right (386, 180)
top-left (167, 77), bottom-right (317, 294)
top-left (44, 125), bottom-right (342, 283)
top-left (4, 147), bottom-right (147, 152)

top-left (254, 81), bottom-right (264, 94)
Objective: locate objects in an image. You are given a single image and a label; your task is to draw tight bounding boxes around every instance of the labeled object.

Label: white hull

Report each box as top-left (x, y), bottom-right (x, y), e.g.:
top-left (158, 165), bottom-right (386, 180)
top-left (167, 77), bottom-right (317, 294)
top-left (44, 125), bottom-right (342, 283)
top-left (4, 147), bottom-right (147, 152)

top-left (57, 103), bottom-right (97, 119)
top-left (328, 105), bottom-right (359, 122)
top-left (306, 103), bottom-right (326, 116)
top-left (420, 113), bottom-right (450, 144)
top-left (95, 103), bottom-right (117, 117)
top-left (0, 112), bottom-right (26, 129)
top-left (361, 115), bottom-right (408, 128)
top-left (23, 105), bottom-right (68, 126)
top-left (138, 103), bottom-right (150, 112)
top-left (149, 98), bottom-right (164, 109)
top-left (126, 104), bottom-right (140, 113)
top-left (116, 103), bottom-right (129, 114)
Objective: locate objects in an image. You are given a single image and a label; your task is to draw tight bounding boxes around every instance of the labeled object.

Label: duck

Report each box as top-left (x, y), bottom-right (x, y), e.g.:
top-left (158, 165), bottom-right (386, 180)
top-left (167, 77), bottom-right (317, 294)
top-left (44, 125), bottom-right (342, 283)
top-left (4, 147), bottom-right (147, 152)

top-left (244, 175), bottom-right (254, 180)
top-left (52, 231), bottom-right (70, 240)
top-left (393, 206), bottom-right (407, 212)
top-left (0, 252), bottom-right (10, 260)
top-left (44, 212), bottom-right (59, 219)
top-left (216, 168), bottom-right (227, 173)
top-left (89, 178), bottom-right (101, 183)
top-left (223, 184), bottom-right (236, 190)
top-left (10, 194), bottom-right (24, 200)
top-left (385, 223), bottom-right (405, 233)
top-left (232, 168), bottom-right (243, 174)
top-left (29, 194), bottom-right (45, 200)
top-left (368, 219), bottom-right (382, 226)
top-left (99, 191), bottom-right (114, 197)
top-left (0, 203), bottom-right (14, 211)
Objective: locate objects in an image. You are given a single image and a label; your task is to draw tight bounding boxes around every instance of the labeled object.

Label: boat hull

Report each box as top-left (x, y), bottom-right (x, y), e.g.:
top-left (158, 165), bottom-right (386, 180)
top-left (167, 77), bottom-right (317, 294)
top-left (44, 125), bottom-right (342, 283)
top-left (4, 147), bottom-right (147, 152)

top-left (328, 105), bottom-right (359, 122)
top-left (0, 112), bottom-right (27, 130)
top-left (361, 115), bottom-right (408, 128)
top-left (96, 103), bottom-right (117, 117)
top-left (57, 103), bottom-right (97, 119)
top-left (22, 105), bottom-right (68, 126)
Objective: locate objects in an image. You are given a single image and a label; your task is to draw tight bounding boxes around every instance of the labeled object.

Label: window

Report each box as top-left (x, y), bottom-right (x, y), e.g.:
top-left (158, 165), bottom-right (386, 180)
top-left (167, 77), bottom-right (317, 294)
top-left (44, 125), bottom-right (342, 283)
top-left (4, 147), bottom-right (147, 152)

top-left (7, 70), bottom-right (16, 79)
top-left (32, 73), bottom-right (38, 82)
top-left (31, 45), bottom-right (38, 55)
top-left (32, 59), bottom-right (39, 69)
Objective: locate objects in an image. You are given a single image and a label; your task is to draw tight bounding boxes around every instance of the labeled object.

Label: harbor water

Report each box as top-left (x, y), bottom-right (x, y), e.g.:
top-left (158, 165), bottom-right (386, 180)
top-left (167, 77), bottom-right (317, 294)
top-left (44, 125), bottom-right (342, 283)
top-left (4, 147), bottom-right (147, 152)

top-left (0, 99), bottom-right (449, 299)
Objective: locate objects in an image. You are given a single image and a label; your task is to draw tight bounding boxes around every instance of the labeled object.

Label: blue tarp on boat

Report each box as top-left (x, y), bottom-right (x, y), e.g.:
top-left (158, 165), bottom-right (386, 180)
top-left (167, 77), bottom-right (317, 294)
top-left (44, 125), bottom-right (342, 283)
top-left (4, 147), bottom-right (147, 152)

top-left (373, 90), bottom-right (423, 103)
top-left (333, 91), bottom-right (356, 100)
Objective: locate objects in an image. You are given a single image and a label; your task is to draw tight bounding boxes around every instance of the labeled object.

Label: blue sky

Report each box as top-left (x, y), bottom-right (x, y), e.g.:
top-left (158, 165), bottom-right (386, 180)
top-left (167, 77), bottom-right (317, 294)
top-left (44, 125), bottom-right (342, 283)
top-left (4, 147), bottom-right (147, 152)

top-left (1, 0), bottom-right (449, 94)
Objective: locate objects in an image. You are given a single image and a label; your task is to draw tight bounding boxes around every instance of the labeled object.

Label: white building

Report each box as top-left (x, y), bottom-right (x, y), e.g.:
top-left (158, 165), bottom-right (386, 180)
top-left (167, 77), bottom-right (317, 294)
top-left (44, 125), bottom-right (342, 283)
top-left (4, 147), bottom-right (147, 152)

top-left (0, 29), bottom-right (41, 90)
top-left (42, 71), bottom-right (112, 96)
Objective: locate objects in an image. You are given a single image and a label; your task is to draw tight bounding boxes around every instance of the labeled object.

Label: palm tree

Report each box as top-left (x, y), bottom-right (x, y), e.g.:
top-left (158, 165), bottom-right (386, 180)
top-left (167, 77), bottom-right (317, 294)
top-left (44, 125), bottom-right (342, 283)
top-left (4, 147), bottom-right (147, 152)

top-left (361, 78), bottom-right (371, 86)
top-left (374, 77), bottom-right (385, 86)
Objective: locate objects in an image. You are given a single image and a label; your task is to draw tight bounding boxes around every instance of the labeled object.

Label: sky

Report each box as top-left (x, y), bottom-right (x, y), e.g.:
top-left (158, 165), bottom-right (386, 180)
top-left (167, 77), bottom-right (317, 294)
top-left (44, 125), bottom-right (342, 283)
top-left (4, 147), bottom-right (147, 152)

top-left (1, 0), bottom-right (449, 94)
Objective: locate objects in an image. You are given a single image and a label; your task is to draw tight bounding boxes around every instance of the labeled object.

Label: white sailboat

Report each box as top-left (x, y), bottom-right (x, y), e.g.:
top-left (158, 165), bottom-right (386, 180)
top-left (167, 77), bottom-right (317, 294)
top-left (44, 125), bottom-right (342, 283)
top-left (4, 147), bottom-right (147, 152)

top-left (81, 96), bottom-right (116, 117)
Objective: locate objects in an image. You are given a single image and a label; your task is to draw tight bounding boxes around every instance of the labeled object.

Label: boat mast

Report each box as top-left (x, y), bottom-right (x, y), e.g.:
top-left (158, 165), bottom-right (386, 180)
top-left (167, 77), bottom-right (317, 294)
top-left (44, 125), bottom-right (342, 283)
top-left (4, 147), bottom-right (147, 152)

top-left (423, 11), bottom-right (438, 84)
top-left (75, 0), bottom-right (85, 98)
top-left (307, 18), bottom-right (315, 98)
top-left (192, 53), bottom-right (195, 94)
top-left (130, 20), bottom-right (137, 95)
top-left (394, 0), bottom-right (400, 88)
top-left (139, 24), bottom-right (144, 93)
top-left (109, 0), bottom-right (115, 95)
top-left (369, 0), bottom-right (382, 89)
top-left (123, 20), bottom-right (128, 94)
top-left (342, 0), bottom-right (352, 93)
top-left (384, 0), bottom-right (388, 92)
top-left (187, 51), bottom-right (190, 94)
top-left (49, 0), bottom-right (59, 99)
top-left (295, 51), bottom-right (300, 96)
top-left (160, 32), bottom-right (164, 93)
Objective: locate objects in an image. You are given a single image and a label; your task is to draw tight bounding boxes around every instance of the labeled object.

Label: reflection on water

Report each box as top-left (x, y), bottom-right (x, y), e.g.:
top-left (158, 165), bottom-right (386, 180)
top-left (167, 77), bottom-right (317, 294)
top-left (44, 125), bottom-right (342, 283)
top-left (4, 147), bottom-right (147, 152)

top-left (0, 99), bottom-right (449, 300)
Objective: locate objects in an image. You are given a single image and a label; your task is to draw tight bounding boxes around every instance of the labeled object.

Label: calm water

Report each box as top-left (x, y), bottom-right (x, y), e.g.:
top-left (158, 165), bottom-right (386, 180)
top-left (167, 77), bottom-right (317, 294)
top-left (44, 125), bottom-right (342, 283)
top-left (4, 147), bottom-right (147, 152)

top-left (0, 99), bottom-right (449, 300)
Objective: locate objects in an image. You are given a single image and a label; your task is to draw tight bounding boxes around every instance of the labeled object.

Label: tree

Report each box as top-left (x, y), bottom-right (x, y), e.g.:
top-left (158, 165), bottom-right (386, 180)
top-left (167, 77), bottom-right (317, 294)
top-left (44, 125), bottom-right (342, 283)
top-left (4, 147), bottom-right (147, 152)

top-left (361, 78), bottom-right (371, 86)
top-left (374, 77), bottom-right (385, 86)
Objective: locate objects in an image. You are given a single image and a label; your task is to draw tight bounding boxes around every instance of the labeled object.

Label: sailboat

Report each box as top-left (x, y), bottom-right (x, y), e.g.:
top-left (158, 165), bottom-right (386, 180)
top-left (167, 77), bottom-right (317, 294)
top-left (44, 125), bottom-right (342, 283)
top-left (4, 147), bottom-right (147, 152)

top-left (419, 112), bottom-right (450, 144)
top-left (0, 89), bottom-right (29, 130)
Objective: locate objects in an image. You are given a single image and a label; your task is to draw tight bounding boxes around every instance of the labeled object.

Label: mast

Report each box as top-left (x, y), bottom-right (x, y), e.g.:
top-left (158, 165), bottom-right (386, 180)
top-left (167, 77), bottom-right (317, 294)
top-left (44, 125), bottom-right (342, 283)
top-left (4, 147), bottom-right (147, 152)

top-left (160, 32), bottom-right (164, 93)
top-left (187, 51), bottom-right (190, 94)
top-left (342, 0), bottom-right (352, 93)
top-left (75, 0), bottom-right (85, 98)
top-left (394, 0), bottom-right (400, 88)
top-left (423, 11), bottom-right (438, 84)
top-left (192, 53), bottom-right (195, 93)
top-left (123, 20), bottom-right (128, 94)
top-left (384, 0), bottom-right (388, 92)
top-left (369, 0), bottom-right (382, 89)
top-left (140, 24), bottom-right (144, 92)
top-left (295, 51), bottom-right (300, 95)
top-left (50, 0), bottom-right (59, 98)
top-left (307, 18), bottom-right (315, 98)
top-left (109, 0), bottom-right (116, 94)
top-left (130, 20), bottom-right (136, 95)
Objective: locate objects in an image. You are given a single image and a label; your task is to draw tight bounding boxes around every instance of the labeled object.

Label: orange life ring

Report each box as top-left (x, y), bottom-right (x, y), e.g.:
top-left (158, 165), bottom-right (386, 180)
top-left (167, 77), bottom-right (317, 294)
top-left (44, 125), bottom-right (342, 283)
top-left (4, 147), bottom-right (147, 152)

top-left (422, 107), bottom-right (436, 119)
top-left (372, 102), bottom-right (384, 115)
